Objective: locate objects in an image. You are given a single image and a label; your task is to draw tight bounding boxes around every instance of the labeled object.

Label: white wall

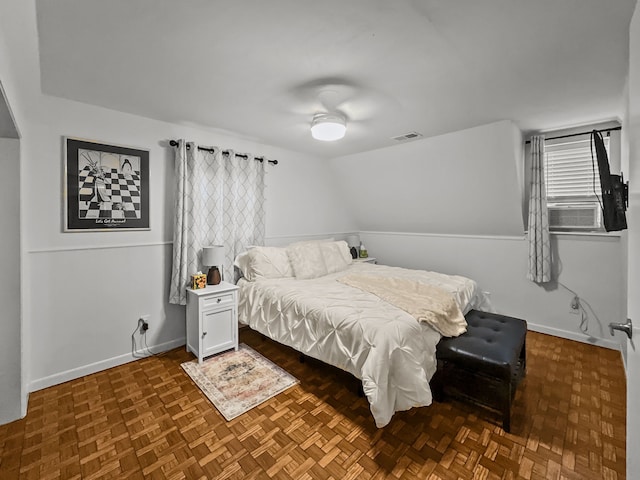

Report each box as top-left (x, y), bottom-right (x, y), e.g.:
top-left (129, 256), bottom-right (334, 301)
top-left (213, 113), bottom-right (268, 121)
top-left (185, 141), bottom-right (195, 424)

top-left (0, 0), bottom-right (355, 397)
top-left (266, 151), bottom-right (355, 238)
top-left (22, 103), bottom-right (353, 393)
top-left (0, 1), bottom-right (29, 421)
top-left (329, 120), bottom-right (625, 347)
top-left (625, 3), bottom-right (640, 478)
top-left (360, 231), bottom-right (623, 348)
top-left (329, 121), bottom-right (525, 236)
top-left (0, 138), bottom-right (21, 424)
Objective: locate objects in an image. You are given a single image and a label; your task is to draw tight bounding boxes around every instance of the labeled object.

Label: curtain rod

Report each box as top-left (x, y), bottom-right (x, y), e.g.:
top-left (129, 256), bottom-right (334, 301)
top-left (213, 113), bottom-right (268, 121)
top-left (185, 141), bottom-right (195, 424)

top-left (525, 126), bottom-right (621, 144)
top-left (168, 140), bottom-right (278, 165)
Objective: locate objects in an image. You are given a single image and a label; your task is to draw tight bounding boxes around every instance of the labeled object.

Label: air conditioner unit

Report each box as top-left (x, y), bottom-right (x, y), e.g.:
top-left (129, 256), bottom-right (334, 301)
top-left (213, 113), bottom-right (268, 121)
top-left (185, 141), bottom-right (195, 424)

top-left (548, 204), bottom-right (602, 230)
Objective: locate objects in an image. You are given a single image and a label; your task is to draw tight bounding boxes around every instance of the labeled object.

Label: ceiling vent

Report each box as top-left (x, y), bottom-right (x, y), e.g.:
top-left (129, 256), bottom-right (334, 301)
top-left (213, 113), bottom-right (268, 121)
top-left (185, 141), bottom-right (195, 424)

top-left (392, 132), bottom-right (423, 142)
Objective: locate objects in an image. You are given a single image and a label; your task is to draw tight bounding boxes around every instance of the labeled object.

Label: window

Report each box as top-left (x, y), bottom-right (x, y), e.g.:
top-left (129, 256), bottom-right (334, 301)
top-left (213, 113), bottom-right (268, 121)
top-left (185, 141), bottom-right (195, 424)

top-left (543, 135), bottom-right (609, 231)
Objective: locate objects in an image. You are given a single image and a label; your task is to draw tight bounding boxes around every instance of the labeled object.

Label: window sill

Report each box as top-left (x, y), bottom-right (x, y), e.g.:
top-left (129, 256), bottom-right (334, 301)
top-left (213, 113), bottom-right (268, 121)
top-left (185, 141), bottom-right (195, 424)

top-left (524, 230), bottom-right (622, 238)
top-left (551, 230), bottom-right (622, 238)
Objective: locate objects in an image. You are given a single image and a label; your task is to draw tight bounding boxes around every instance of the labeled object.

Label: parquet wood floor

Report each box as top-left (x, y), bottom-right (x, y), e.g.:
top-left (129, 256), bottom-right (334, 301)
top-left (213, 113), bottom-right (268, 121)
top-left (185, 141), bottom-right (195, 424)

top-left (0, 329), bottom-right (626, 479)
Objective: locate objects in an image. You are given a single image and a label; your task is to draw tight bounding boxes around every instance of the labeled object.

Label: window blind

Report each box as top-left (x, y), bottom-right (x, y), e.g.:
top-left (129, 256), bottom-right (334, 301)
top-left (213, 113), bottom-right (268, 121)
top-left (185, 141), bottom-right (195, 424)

top-left (543, 137), bottom-right (608, 199)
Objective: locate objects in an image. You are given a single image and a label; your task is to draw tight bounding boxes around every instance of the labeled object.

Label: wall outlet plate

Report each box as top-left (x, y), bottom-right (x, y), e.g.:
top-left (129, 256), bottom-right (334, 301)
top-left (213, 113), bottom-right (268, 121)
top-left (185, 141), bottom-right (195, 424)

top-left (569, 297), bottom-right (580, 315)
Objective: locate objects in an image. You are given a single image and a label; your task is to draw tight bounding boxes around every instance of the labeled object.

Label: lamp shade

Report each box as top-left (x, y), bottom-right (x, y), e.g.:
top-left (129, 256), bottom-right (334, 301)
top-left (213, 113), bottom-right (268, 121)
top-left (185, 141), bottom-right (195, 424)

top-left (202, 245), bottom-right (225, 267)
top-left (346, 235), bottom-right (360, 247)
top-left (311, 113), bottom-right (347, 141)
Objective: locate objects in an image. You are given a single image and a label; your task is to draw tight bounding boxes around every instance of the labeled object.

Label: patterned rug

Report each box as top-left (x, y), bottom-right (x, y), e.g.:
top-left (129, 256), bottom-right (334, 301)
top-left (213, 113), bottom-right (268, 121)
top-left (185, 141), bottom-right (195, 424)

top-left (181, 344), bottom-right (299, 421)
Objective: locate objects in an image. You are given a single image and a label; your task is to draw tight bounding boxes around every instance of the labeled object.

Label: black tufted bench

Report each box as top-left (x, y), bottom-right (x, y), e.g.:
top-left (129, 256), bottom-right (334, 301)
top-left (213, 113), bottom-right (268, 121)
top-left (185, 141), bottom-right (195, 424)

top-left (431, 310), bottom-right (527, 432)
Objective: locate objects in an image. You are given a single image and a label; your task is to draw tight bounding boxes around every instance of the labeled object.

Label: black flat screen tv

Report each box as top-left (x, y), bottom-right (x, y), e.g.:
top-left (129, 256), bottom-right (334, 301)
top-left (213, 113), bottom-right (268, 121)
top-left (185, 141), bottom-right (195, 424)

top-left (591, 130), bottom-right (627, 232)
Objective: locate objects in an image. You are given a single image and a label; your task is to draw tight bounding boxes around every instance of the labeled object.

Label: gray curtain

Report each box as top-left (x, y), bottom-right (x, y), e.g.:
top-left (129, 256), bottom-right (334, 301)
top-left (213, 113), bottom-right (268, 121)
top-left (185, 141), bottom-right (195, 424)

top-left (527, 135), bottom-right (551, 283)
top-left (169, 141), bottom-right (266, 305)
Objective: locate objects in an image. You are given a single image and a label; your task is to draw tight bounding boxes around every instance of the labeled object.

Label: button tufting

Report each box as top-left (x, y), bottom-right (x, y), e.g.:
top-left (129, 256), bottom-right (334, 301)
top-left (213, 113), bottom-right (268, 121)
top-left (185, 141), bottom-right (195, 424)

top-left (435, 309), bottom-right (528, 434)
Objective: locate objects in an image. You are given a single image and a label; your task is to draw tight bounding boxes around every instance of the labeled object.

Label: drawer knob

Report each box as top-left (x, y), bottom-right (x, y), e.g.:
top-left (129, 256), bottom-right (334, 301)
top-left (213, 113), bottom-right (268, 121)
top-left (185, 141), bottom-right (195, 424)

top-left (203, 332), bottom-right (207, 337)
top-left (217, 298), bottom-right (222, 303)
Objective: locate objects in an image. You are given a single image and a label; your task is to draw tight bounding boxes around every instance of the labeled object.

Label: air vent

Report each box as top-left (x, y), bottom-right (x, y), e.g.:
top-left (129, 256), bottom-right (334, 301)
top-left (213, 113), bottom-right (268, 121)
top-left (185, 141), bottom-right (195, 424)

top-left (392, 132), bottom-right (423, 142)
top-left (548, 204), bottom-right (601, 230)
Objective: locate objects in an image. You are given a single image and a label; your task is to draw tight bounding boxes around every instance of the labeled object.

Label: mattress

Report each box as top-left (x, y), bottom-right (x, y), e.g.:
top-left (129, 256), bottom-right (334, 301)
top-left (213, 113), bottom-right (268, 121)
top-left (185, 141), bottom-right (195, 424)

top-left (237, 262), bottom-right (487, 427)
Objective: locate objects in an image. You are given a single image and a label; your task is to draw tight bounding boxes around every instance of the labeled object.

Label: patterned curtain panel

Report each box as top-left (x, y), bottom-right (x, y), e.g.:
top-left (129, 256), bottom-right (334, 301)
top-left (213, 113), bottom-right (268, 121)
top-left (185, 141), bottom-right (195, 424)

top-left (169, 141), bottom-right (266, 305)
top-left (527, 135), bottom-right (551, 283)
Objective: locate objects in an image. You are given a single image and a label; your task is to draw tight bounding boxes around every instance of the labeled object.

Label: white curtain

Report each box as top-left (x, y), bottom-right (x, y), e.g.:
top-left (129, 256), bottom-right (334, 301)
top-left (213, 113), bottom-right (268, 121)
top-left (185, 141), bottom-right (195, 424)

top-left (527, 135), bottom-right (551, 283)
top-left (169, 141), bottom-right (266, 305)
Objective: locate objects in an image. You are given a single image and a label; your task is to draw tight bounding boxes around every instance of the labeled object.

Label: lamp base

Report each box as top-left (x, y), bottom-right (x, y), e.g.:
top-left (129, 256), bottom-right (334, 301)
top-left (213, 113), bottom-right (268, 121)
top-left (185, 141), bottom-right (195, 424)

top-left (207, 266), bottom-right (221, 285)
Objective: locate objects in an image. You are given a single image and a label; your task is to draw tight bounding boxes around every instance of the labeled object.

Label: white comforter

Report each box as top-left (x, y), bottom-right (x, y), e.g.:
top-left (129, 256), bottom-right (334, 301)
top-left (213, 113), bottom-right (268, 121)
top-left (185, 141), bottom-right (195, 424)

top-left (237, 262), bottom-right (485, 427)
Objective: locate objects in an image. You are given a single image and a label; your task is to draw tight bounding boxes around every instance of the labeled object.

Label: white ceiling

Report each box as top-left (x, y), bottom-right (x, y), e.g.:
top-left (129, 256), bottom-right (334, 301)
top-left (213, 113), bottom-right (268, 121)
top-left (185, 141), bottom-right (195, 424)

top-left (35, 0), bottom-right (636, 158)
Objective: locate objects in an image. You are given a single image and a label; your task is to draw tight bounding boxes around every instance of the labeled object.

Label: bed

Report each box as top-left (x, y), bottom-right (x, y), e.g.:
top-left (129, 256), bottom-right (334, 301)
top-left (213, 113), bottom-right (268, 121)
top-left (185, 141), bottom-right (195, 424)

top-left (235, 240), bottom-right (489, 427)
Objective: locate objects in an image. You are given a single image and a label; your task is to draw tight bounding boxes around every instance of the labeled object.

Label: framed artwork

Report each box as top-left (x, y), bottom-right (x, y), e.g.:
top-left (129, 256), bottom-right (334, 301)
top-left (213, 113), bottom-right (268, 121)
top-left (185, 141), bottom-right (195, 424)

top-left (64, 137), bottom-right (150, 231)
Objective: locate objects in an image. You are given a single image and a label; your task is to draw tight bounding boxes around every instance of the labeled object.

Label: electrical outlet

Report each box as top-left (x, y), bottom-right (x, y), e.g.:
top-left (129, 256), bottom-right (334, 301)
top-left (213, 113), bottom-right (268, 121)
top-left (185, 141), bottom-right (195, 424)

top-left (569, 296), bottom-right (580, 315)
top-left (140, 315), bottom-right (150, 333)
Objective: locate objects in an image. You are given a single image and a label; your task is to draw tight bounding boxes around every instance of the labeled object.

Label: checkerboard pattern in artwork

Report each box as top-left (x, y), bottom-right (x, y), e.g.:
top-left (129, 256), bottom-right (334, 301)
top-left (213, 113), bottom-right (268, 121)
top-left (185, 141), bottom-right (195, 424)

top-left (78, 166), bottom-right (141, 219)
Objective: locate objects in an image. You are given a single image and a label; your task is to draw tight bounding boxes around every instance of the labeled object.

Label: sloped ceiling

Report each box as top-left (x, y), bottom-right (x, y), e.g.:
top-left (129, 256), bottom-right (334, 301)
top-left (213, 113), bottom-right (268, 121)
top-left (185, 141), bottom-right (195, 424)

top-left (0, 84), bottom-right (18, 139)
top-left (35, 0), bottom-right (636, 158)
top-left (329, 121), bottom-right (526, 235)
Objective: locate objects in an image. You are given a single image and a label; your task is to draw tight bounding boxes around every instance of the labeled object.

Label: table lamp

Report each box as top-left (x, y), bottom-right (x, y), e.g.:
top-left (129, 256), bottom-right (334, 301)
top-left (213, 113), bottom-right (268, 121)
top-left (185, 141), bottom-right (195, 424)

top-left (346, 234), bottom-right (360, 259)
top-left (202, 245), bottom-right (225, 285)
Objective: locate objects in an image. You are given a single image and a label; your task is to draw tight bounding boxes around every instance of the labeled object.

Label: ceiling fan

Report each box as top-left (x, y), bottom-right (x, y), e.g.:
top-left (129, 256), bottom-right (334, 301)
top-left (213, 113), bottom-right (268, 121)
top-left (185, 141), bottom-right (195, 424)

top-left (282, 76), bottom-right (397, 141)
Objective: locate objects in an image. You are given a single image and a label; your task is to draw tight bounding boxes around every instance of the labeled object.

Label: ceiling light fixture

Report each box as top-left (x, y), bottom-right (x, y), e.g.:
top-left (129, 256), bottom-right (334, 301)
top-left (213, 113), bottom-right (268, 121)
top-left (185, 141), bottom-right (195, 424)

top-left (310, 113), bottom-right (347, 141)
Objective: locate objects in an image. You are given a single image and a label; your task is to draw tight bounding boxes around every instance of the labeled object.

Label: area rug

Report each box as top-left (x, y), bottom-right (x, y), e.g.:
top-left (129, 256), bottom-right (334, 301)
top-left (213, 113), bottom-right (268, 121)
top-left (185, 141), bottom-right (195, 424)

top-left (181, 344), bottom-right (299, 421)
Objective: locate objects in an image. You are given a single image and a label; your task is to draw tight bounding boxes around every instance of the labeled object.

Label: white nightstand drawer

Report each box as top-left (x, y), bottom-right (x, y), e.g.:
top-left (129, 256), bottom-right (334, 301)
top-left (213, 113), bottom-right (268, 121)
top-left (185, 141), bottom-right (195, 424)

top-left (201, 292), bottom-right (234, 309)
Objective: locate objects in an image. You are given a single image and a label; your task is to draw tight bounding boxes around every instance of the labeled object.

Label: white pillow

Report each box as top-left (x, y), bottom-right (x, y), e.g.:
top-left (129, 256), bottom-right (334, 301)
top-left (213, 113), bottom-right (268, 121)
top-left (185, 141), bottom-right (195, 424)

top-left (235, 246), bottom-right (293, 281)
top-left (234, 251), bottom-right (252, 279)
top-left (287, 243), bottom-right (328, 279)
top-left (319, 241), bottom-right (352, 274)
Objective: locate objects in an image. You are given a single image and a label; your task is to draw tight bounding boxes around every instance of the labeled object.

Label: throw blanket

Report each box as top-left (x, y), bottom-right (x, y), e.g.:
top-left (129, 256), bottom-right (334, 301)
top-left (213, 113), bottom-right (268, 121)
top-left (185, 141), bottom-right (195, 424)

top-left (338, 274), bottom-right (467, 337)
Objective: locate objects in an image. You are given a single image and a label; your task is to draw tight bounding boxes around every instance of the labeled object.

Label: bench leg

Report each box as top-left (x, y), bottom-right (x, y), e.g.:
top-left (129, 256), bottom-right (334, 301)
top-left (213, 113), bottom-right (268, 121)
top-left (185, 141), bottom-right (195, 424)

top-left (502, 380), bottom-right (512, 433)
top-left (430, 363), bottom-right (445, 402)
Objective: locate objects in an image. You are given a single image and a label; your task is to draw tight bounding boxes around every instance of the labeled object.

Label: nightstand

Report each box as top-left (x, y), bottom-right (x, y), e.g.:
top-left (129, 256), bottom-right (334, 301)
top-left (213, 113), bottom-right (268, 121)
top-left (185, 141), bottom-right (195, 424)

top-left (353, 257), bottom-right (377, 264)
top-left (186, 281), bottom-right (239, 364)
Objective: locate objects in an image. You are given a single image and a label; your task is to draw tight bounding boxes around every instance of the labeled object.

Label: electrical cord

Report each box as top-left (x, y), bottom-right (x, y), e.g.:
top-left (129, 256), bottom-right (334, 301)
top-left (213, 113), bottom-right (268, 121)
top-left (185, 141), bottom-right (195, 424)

top-left (558, 282), bottom-right (604, 335)
top-left (558, 282), bottom-right (589, 333)
top-left (131, 320), bottom-right (145, 358)
top-left (143, 332), bottom-right (161, 356)
top-left (574, 297), bottom-right (589, 334)
top-left (131, 319), bottom-right (161, 358)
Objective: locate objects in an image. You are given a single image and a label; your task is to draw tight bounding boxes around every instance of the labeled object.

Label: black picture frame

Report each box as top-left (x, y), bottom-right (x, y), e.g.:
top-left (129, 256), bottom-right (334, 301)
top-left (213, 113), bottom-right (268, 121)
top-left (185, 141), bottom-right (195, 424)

top-left (64, 137), bottom-right (150, 231)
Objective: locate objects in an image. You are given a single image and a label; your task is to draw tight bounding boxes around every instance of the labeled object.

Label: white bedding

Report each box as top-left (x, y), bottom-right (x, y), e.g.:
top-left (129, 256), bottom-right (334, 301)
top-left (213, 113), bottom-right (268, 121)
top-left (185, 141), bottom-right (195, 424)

top-left (237, 262), bottom-right (486, 427)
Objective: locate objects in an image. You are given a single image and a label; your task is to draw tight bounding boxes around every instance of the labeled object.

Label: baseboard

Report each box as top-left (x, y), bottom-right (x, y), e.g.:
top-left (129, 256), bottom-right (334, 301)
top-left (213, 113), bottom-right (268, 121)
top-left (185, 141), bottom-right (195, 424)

top-left (29, 337), bottom-right (186, 392)
top-left (27, 324), bottom-right (620, 391)
top-left (21, 391), bottom-right (28, 419)
top-left (527, 322), bottom-right (620, 350)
